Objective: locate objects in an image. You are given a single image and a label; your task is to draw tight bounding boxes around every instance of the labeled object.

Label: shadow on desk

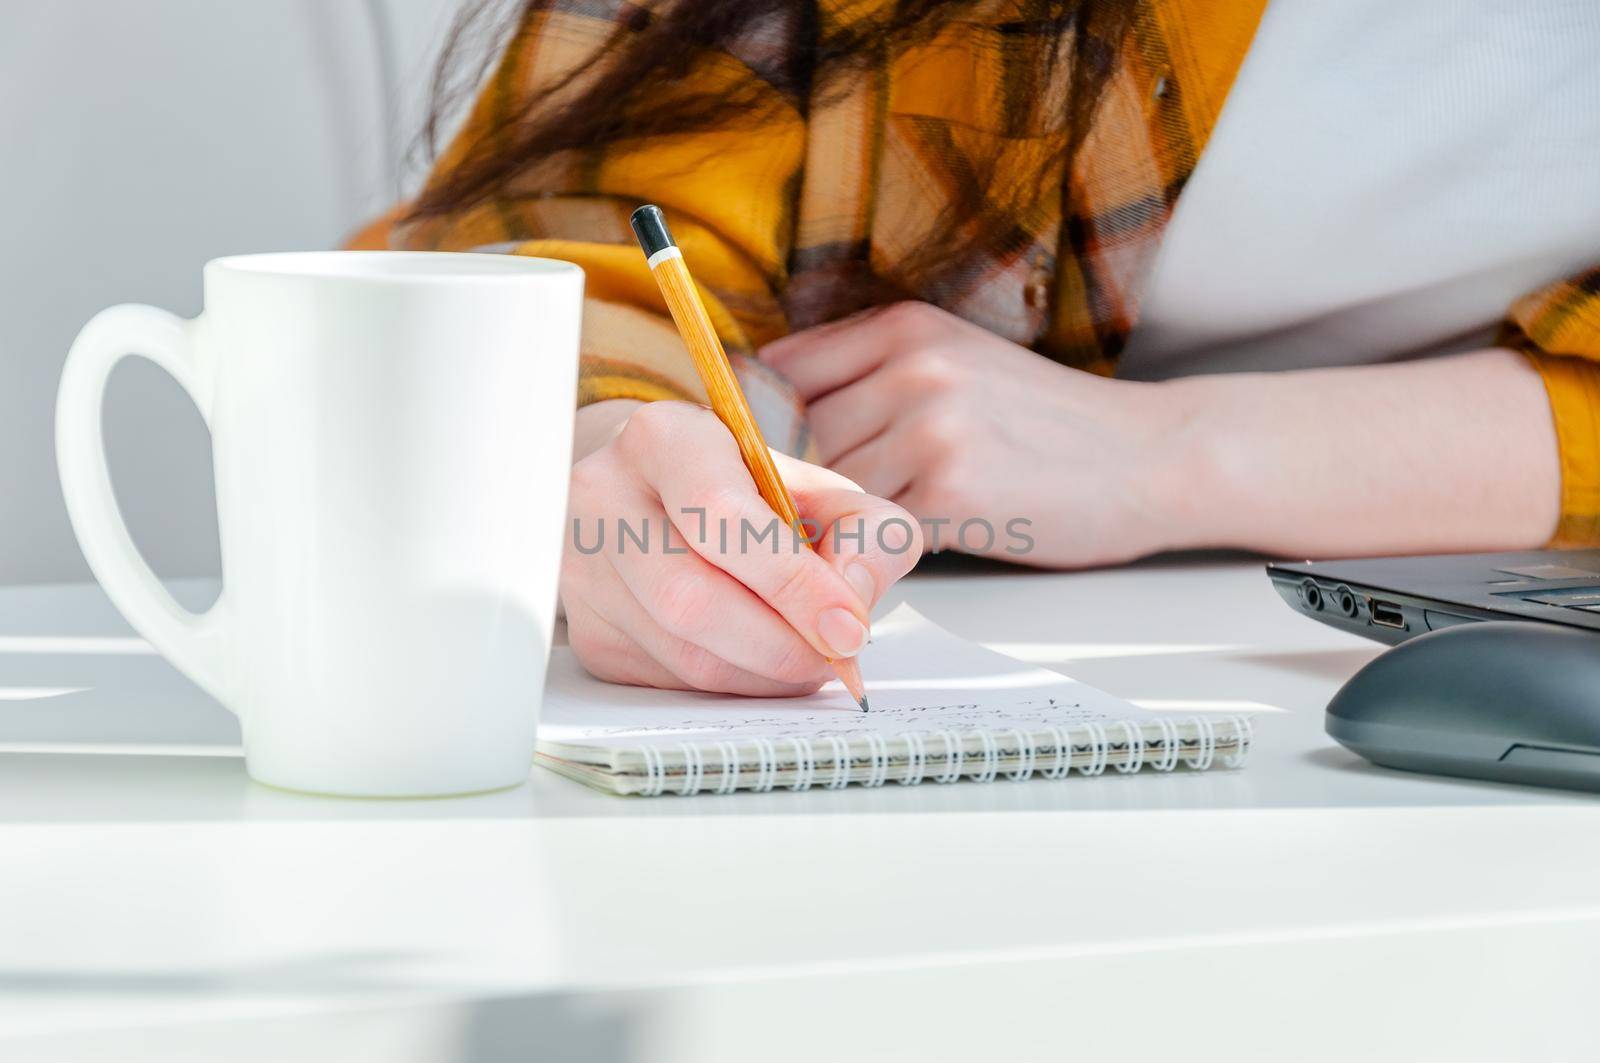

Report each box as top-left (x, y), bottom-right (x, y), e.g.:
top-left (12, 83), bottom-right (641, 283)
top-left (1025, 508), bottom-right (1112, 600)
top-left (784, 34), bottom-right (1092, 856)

top-left (0, 748), bottom-right (1263, 822)
top-left (1296, 744), bottom-right (1600, 803)
top-left (1224, 648), bottom-right (1381, 681)
top-left (2, 964), bottom-right (648, 1063)
top-left (0, 628), bottom-right (1279, 823)
top-left (3, 741), bottom-right (1591, 824)
top-left (1, 569), bottom-right (1590, 823)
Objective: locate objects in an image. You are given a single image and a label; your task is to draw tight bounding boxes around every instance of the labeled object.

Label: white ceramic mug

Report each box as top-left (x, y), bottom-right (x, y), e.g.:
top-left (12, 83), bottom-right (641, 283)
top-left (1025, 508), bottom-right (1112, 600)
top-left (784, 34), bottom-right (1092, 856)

top-left (57, 251), bottom-right (583, 796)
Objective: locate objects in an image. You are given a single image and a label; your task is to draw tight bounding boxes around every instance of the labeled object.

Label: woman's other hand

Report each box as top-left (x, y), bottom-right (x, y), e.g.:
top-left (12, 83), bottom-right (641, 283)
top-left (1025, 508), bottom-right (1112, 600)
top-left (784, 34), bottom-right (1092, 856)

top-left (562, 400), bottom-right (921, 694)
top-left (760, 301), bottom-right (1199, 568)
top-left (762, 301), bottom-right (1560, 565)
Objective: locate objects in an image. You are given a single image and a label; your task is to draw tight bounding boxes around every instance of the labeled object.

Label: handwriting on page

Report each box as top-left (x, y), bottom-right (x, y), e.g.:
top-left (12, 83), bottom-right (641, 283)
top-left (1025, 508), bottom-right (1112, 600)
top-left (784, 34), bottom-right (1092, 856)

top-left (573, 697), bottom-right (1138, 742)
top-left (537, 602), bottom-right (1166, 749)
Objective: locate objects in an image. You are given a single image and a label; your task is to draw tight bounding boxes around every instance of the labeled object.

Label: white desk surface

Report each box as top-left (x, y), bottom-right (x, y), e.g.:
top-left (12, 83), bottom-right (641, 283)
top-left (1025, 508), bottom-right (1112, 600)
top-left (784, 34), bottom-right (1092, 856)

top-left (2, 561), bottom-right (1597, 1062)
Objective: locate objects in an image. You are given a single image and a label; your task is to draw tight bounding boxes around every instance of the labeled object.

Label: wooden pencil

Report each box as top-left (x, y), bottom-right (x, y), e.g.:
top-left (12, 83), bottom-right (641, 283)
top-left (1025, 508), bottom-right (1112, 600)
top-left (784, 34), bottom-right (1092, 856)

top-left (629, 203), bottom-right (869, 711)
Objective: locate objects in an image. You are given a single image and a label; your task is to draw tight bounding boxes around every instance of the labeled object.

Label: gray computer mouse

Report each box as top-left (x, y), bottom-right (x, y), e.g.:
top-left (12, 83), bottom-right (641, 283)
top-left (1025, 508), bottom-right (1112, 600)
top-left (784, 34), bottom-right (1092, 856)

top-left (1327, 620), bottom-right (1600, 792)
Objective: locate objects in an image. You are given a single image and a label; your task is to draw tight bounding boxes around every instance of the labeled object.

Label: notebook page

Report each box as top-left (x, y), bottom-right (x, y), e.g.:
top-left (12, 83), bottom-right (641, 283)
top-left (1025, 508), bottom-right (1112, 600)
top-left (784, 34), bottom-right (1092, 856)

top-left (538, 603), bottom-right (1161, 752)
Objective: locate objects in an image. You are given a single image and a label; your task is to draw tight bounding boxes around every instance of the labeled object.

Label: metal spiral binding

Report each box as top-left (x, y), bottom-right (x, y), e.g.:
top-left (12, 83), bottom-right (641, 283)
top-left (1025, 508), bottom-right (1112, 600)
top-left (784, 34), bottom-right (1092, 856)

top-left (640, 744), bottom-right (666, 796)
top-left (971, 729), bottom-right (1000, 783)
top-left (677, 741), bottom-right (704, 795)
top-left (788, 736), bottom-right (816, 791)
top-left (1080, 722), bottom-right (1110, 776)
top-left (1221, 714), bottom-right (1252, 768)
top-left (714, 740), bottom-right (740, 795)
top-left (863, 733), bottom-right (890, 787)
top-left (1114, 720), bottom-right (1144, 774)
top-left (1185, 715), bottom-right (1217, 771)
top-left (825, 735), bottom-right (851, 789)
top-left (631, 715), bottom-right (1252, 794)
top-left (1152, 718), bottom-right (1181, 771)
top-left (933, 730), bottom-right (964, 783)
top-left (900, 731), bottom-right (928, 785)
top-left (751, 737), bottom-right (778, 792)
top-left (1005, 728), bottom-right (1036, 781)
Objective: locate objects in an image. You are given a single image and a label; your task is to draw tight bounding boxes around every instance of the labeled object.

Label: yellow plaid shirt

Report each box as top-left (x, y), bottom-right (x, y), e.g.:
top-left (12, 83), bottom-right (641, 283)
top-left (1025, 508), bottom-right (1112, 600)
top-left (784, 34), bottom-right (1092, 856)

top-left (373, 0), bottom-right (1600, 545)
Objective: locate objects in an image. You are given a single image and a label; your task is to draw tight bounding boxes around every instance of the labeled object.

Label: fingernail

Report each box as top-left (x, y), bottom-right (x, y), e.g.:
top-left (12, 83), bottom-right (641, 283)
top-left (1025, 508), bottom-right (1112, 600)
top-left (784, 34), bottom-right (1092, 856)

top-left (818, 607), bottom-right (868, 658)
top-left (844, 562), bottom-right (876, 607)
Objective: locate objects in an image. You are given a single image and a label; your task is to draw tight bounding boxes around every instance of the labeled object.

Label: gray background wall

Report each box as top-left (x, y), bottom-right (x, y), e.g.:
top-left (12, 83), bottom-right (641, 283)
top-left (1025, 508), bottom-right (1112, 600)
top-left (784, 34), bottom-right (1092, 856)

top-left (0, 0), bottom-right (470, 584)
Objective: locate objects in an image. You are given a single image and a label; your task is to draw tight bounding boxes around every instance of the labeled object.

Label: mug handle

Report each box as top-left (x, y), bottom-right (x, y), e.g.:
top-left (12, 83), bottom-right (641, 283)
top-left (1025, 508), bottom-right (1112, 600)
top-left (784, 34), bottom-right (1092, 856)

top-left (56, 305), bottom-right (231, 707)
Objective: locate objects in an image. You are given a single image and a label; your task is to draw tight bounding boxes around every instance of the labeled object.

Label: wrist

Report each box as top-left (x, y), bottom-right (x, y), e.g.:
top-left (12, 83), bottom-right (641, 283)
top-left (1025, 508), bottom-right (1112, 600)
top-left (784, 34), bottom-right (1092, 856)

top-left (1141, 374), bottom-right (1269, 554)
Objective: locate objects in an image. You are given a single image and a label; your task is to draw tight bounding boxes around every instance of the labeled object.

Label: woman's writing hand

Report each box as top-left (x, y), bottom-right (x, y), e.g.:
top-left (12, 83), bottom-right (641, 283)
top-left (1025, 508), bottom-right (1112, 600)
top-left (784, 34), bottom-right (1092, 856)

top-left (562, 400), bottom-right (921, 694)
top-left (761, 302), bottom-right (1198, 568)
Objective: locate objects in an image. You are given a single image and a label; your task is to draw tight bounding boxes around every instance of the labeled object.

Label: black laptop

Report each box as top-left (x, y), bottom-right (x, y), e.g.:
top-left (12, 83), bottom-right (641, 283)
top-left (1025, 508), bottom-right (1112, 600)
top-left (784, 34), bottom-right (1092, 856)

top-left (1266, 550), bottom-right (1600, 645)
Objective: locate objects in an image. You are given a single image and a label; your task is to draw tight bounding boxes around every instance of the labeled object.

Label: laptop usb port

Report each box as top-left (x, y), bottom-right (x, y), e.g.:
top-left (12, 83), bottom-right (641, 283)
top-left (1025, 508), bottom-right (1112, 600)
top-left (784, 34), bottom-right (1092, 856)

top-left (1369, 599), bottom-right (1405, 628)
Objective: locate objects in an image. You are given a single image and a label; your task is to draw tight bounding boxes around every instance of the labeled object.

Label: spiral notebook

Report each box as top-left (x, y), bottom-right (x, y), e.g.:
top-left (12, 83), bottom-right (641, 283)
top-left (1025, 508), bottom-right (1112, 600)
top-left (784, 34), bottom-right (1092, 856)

top-left (537, 605), bottom-right (1252, 796)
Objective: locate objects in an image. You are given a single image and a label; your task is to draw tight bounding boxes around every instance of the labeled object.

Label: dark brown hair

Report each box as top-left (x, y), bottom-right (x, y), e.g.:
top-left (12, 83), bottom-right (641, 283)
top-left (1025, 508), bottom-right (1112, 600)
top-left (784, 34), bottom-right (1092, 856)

top-left (408, 0), bottom-right (1137, 324)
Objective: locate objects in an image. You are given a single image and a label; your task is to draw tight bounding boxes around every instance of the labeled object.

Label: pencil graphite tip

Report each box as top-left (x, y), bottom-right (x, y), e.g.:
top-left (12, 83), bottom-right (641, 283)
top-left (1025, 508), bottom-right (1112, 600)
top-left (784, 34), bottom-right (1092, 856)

top-left (858, 696), bottom-right (870, 714)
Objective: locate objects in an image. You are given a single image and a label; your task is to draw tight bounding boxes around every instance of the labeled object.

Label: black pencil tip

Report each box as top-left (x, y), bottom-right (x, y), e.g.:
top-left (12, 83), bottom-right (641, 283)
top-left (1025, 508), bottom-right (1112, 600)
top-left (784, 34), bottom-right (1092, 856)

top-left (858, 696), bottom-right (870, 713)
